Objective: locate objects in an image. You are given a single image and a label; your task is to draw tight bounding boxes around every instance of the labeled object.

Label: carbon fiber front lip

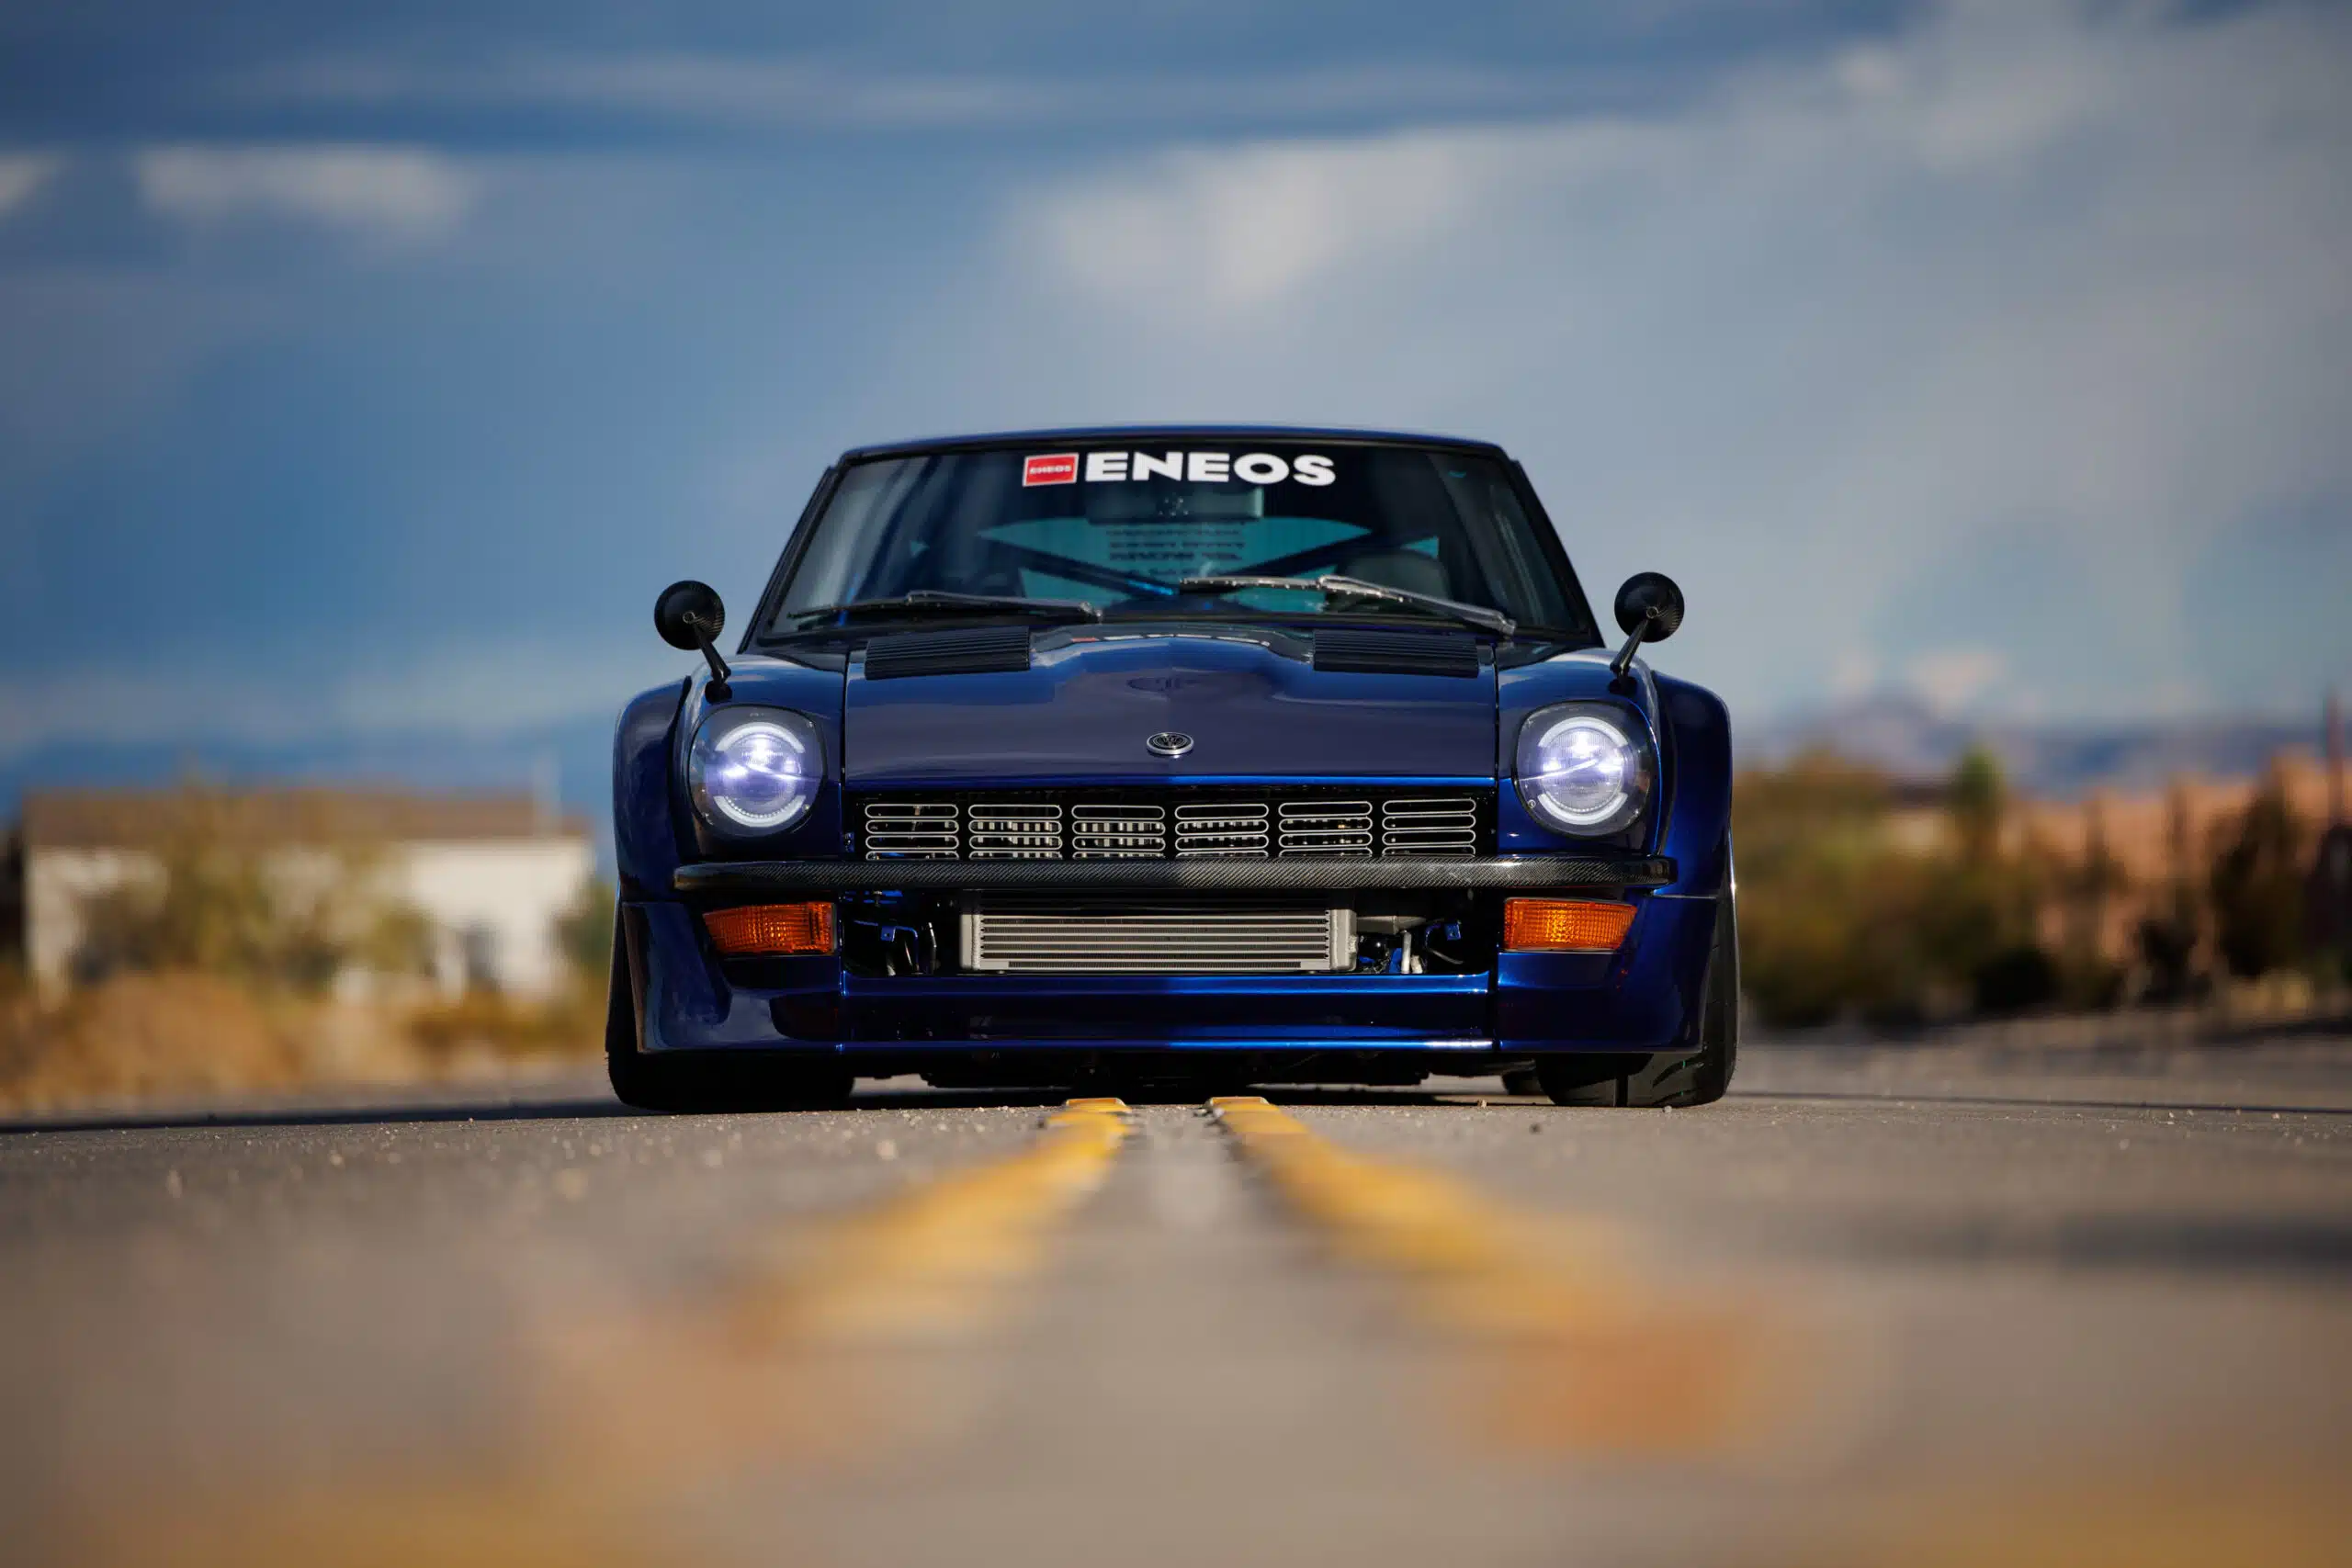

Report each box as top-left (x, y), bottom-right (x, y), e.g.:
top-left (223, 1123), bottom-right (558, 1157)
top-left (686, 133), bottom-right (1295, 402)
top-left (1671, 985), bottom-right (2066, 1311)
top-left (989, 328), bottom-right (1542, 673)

top-left (673, 854), bottom-right (1675, 897)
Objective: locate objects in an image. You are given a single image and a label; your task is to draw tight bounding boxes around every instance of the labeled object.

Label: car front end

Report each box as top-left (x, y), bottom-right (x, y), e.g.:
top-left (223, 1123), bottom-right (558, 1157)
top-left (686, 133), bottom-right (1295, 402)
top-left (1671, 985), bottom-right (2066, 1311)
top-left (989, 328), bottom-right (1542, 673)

top-left (609, 428), bottom-right (1736, 1107)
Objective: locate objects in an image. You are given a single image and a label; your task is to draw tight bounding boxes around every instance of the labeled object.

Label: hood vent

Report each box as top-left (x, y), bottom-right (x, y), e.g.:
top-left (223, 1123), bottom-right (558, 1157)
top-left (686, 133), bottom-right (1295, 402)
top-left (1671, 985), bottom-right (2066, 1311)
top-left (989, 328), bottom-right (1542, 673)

top-left (863, 626), bottom-right (1034, 681)
top-left (1311, 628), bottom-right (1480, 679)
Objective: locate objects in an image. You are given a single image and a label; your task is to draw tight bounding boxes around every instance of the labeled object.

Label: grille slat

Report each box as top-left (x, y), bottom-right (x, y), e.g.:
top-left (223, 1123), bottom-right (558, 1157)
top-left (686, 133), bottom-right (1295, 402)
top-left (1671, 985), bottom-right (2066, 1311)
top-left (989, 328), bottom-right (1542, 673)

top-left (1069, 803), bottom-right (1166, 859)
top-left (862, 801), bottom-right (962, 860)
top-left (967, 802), bottom-right (1064, 860)
top-left (858, 791), bottom-right (1487, 860)
top-left (1279, 798), bottom-right (1373, 857)
top-left (1381, 795), bottom-right (1480, 857)
top-left (1175, 801), bottom-right (1269, 859)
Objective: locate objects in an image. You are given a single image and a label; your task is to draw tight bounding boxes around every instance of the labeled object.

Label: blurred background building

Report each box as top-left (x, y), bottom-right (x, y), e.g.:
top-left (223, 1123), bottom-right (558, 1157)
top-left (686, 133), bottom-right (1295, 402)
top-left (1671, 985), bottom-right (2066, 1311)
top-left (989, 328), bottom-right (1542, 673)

top-left (14, 786), bottom-right (592, 1000)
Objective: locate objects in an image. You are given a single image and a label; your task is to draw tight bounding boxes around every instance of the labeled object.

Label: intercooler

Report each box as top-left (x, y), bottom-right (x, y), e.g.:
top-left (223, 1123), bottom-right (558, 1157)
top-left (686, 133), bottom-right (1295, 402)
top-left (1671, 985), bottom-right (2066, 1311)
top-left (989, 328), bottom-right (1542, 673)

top-left (960, 897), bottom-right (1357, 975)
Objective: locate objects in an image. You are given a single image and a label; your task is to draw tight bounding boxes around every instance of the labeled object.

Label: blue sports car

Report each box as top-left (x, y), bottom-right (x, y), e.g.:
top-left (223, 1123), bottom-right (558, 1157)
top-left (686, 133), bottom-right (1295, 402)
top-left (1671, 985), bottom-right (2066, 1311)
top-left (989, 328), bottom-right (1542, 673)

top-left (606, 426), bottom-right (1736, 1110)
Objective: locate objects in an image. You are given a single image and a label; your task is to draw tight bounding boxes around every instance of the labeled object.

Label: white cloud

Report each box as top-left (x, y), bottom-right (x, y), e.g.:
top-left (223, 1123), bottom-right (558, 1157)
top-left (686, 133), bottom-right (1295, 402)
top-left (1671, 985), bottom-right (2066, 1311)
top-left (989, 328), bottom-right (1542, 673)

top-left (134, 145), bottom-right (478, 242)
top-left (963, 0), bottom-right (2352, 722)
top-left (1040, 136), bottom-right (1486, 310)
top-left (1907, 647), bottom-right (2007, 715)
top-left (0, 152), bottom-right (61, 218)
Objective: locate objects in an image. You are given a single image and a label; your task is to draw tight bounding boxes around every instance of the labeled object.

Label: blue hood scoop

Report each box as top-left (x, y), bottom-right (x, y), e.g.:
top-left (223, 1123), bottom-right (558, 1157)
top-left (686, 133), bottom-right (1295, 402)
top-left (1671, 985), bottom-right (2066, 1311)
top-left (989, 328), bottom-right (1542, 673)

top-left (863, 626), bottom-right (1033, 680)
top-left (1312, 627), bottom-right (1480, 678)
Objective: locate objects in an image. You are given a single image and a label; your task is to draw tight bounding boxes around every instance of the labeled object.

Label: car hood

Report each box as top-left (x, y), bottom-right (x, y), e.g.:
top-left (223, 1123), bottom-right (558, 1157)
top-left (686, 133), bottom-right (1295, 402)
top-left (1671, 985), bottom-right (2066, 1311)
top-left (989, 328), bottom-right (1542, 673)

top-left (842, 630), bottom-right (1497, 784)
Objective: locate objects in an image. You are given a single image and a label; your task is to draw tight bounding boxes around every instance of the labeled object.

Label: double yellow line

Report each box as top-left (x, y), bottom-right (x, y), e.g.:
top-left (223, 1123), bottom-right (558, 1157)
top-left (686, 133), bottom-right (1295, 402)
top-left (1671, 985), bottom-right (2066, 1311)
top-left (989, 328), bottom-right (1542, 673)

top-left (1210, 1095), bottom-right (1806, 1458)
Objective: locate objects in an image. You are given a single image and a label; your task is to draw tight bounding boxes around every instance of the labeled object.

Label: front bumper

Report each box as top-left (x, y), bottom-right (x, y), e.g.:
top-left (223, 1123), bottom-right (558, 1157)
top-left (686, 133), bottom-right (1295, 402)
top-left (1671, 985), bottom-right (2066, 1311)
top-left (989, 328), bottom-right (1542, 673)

top-left (628, 854), bottom-right (1716, 1066)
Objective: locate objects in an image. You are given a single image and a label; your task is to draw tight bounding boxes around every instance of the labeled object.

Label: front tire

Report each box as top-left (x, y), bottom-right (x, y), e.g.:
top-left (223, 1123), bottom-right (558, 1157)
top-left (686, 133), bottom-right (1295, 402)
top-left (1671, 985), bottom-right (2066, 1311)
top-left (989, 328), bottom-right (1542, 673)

top-left (603, 913), bottom-right (854, 1113)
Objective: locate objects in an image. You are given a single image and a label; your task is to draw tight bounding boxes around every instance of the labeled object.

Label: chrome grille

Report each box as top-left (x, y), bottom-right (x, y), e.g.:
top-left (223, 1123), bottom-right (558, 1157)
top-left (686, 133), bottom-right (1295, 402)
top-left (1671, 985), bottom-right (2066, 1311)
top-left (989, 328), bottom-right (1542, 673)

top-left (855, 791), bottom-right (1487, 859)
top-left (963, 897), bottom-right (1354, 974)
top-left (1381, 796), bottom-right (1479, 857)
top-left (861, 801), bottom-right (960, 860)
top-left (1071, 804), bottom-right (1166, 859)
top-left (1278, 800), bottom-right (1374, 856)
top-left (967, 802), bottom-right (1062, 859)
top-left (1174, 803), bottom-right (1269, 858)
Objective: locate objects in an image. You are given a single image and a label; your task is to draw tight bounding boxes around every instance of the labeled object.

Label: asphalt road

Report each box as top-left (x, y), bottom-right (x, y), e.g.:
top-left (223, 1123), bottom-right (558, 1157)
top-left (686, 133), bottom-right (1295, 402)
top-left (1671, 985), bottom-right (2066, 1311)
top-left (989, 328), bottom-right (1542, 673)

top-left (4, 1036), bottom-right (2349, 1566)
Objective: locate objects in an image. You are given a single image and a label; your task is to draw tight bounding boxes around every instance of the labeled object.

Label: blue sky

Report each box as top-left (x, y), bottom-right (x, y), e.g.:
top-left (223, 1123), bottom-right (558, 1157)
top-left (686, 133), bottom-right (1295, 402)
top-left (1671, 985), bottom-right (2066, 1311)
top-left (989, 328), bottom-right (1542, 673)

top-left (2, 0), bottom-right (2348, 815)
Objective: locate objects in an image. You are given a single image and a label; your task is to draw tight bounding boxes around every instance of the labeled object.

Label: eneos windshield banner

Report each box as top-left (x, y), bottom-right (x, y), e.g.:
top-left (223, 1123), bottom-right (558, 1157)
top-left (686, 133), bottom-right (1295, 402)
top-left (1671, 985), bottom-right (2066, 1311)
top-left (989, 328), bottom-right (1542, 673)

top-left (1022, 451), bottom-right (1335, 487)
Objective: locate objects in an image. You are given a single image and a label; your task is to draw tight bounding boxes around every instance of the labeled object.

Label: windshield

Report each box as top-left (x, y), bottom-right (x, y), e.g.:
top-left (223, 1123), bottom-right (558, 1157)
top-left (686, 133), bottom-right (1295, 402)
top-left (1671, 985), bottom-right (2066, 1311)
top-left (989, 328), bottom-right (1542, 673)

top-left (767, 442), bottom-right (1594, 639)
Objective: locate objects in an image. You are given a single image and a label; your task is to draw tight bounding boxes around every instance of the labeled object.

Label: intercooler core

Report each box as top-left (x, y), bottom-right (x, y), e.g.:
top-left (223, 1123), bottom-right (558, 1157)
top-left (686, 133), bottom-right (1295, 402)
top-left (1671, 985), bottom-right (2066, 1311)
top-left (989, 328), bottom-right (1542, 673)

top-left (960, 897), bottom-right (1356, 975)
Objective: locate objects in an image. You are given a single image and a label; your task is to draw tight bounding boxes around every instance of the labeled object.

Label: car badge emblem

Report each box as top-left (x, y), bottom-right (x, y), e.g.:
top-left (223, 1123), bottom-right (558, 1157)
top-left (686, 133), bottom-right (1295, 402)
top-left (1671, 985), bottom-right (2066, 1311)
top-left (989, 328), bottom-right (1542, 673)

top-left (1146, 731), bottom-right (1194, 758)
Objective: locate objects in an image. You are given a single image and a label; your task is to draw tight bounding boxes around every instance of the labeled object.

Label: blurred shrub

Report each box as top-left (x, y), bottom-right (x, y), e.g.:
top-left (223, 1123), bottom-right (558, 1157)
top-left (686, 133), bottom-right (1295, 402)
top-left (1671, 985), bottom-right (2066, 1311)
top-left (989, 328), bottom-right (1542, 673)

top-left (406, 987), bottom-right (601, 1060)
top-left (1734, 753), bottom-right (1924, 1027)
top-left (1735, 748), bottom-right (2056, 1028)
top-left (1973, 943), bottom-right (2061, 1014)
top-left (2209, 766), bottom-right (2307, 979)
top-left (555, 874), bottom-right (615, 988)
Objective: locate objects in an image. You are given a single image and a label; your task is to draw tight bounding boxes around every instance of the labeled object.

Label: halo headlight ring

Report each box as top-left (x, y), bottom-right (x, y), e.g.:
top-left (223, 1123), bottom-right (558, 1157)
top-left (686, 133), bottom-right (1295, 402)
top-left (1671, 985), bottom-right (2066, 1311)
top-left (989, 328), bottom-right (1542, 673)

top-left (688, 707), bottom-right (823, 836)
top-left (1514, 702), bottom-right (1656, 838)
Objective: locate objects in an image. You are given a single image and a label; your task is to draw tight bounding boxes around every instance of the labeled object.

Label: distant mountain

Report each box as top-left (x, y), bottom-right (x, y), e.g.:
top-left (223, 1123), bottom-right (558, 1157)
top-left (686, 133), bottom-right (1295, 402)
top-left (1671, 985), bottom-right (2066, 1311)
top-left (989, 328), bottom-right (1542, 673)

top-left (1749, 695), bottom-right (2324, 798)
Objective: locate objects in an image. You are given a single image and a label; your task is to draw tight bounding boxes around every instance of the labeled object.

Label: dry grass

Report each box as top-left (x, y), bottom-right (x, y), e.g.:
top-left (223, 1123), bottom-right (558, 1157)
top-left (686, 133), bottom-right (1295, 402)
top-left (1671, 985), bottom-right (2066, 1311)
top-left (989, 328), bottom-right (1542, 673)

top-left (0, 971), bottom-right (603, 1113)
top-left (404, 986), bottom-right (604, 1063)
top-left (0, 971), bottom-right (307, 1111)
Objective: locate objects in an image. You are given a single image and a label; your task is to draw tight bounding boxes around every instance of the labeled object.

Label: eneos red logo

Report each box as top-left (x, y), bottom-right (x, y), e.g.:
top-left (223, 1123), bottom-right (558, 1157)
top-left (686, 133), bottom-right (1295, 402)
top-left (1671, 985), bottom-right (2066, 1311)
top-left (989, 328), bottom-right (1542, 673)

top-left (1022, 453), bottom-right (1080, 486)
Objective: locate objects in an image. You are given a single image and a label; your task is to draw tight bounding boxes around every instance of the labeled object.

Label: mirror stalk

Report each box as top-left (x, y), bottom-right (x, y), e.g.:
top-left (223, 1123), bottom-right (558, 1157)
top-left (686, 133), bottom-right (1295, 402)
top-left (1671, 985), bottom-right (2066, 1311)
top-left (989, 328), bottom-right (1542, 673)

top-left (687, 615), bottom-right (732, 693)
top-left (1609, 607), bottom-right (1658, 677)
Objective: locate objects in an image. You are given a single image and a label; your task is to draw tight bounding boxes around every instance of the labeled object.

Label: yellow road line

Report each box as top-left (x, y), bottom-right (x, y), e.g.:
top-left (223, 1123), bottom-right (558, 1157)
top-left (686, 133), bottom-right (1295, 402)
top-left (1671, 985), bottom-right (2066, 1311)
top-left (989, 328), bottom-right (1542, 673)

top-left (539, 1095), bottom-right (1136, 1478)
top-left (1825, 1479), bottom-right (2352, 1568)
top-left (728, 1095), bottom-right (1133, 1346)
top-left (89, 1100), bottom-right (1135, 1567)
top-left (1209, 1096), bottom-right (1816, 1460)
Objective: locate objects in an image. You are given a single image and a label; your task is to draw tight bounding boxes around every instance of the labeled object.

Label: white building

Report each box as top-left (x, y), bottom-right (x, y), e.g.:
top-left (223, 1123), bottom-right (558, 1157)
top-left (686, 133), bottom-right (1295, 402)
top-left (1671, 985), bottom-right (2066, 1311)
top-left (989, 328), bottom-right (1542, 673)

top-left (17, 787), bottom-right (596, 999)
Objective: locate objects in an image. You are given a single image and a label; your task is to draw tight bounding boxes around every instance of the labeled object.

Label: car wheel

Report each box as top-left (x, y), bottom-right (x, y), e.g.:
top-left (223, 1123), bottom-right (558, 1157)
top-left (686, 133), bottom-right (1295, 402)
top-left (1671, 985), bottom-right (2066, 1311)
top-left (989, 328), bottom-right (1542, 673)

top-left (1499, 1068), bottom-right (1544, 1098)
top-left (604, 913), bottom-right (854, 1112)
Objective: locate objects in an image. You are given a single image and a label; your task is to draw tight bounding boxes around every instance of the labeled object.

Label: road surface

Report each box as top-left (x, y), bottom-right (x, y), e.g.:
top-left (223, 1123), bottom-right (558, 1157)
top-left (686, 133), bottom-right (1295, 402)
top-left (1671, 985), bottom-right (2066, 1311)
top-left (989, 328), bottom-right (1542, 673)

top-left (4, 1035), bottom-right (2348, 1565)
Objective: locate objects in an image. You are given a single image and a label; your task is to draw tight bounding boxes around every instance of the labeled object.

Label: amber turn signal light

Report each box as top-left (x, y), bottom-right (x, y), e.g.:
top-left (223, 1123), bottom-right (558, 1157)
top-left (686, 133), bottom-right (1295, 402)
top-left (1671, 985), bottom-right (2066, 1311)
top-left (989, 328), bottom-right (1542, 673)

top-left (1502, 898), bottom-right (1636, 953)
top-left (703, 902), bottom-right (835, 956)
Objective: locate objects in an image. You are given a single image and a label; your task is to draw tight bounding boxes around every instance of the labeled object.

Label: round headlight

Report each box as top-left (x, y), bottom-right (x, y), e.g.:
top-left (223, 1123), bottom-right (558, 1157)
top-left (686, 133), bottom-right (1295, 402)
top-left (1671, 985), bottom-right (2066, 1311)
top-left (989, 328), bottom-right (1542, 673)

top-left (1515, 705), bottom-right (1652, 836)
top-left (690, 708), bottom-right (821, 834)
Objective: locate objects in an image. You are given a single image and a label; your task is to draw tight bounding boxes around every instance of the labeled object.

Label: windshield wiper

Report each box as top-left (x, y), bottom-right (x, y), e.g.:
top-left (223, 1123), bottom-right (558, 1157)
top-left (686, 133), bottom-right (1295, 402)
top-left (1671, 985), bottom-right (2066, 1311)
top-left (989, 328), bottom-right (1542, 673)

top-left (1176, 575), bottom-right (1514, 637)
top-left (781, 591), bottom-right (1102, 627)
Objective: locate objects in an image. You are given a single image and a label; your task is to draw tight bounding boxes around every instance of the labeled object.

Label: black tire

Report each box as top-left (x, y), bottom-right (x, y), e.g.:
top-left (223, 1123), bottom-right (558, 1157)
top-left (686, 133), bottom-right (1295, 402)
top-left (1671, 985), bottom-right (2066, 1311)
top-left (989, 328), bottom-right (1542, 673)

top-left (1499, 1068), bottom-right (1544, 1098)
top-left (1533, 1052), bottom-right (1651, 1106)
top-left (1534, 884), bottom-right (1739, 1110)
top-left (604, 913), bottom-right (854, 1113)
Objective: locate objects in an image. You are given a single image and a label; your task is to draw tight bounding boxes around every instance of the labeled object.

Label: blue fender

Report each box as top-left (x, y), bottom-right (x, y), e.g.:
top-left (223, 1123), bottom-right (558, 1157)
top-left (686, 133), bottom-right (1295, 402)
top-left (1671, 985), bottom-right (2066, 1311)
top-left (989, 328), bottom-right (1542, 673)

top-left (614, 678), bottom-right (690, 900)
top-left (1652, 671), bottom-right (1733, 897)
